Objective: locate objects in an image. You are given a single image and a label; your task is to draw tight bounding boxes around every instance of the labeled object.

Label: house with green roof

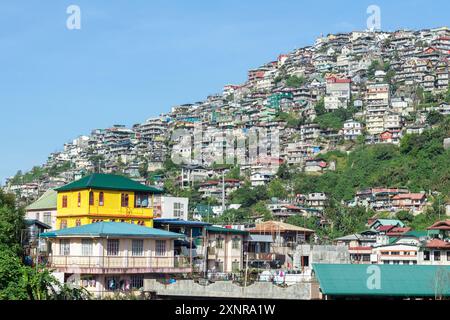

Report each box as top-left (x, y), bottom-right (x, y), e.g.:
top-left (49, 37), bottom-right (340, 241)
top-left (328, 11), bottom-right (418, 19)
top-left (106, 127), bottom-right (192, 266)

top-left (40, 221), bottom-right (190, 297)
top-left (25, 189), bottom-right (57, 230)
top-left (313, 263), bottom-right (450, 299)
top-left (55, 173), bottom-right (163, 230)
top-left (206, 226), bottom-right (248, 274)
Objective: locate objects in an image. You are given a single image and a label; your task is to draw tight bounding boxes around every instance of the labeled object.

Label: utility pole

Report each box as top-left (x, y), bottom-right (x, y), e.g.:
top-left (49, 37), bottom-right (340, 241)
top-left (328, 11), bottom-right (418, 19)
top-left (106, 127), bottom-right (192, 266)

top-left (221, 170), bottom-right (225, 214)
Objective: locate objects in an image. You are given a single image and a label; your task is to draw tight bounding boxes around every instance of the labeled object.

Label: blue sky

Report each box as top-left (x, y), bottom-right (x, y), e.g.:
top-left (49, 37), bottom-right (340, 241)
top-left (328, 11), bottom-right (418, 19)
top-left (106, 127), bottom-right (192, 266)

top-left (0, 0), bottom-right (449, 183)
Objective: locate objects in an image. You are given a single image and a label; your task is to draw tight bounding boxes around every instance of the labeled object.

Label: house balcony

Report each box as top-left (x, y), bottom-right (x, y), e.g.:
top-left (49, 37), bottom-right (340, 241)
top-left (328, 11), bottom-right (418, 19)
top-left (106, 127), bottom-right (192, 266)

top-left (247, 252), bottom-right (276, 261)
top-left (47, 255), bottom-right (192, 274)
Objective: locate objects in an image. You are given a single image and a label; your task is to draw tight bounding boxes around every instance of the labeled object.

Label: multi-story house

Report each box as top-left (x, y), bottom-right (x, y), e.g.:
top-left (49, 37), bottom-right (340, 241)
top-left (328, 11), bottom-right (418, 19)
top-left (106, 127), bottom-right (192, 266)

top-left (365, 83), bottom-right (391, 135)
top-left (40, 222), bottom-right (189, 297)
top-left (55, 173), bottom-right (163, 229)
top-left (206, 226), bottom-right (247, 273)
top-left (391, 193), bottom-right (427, 214)
top-left (25, 189), bottom-right (58, 230)
top-left (342, 119), bottom-right (363, 140)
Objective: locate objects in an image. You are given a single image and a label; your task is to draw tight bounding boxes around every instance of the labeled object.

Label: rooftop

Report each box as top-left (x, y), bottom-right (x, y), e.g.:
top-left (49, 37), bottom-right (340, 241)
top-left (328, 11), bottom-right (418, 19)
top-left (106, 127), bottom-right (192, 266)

top-left (250, 220), bottom-right (314, 234)
top-left (55, 173), bottom-right (163, 193)
top-left (25, 189), bottom-right (57, 211)
top-left (313, 263), bottom-right (450, 297)
top-left (40, 222), bottom-right (184, 239)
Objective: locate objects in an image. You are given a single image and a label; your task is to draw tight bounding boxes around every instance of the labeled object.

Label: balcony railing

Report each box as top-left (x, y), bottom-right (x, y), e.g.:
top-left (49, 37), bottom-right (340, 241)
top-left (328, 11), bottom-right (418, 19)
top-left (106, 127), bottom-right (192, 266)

top-left (48, 255), bottom-right (191, 270)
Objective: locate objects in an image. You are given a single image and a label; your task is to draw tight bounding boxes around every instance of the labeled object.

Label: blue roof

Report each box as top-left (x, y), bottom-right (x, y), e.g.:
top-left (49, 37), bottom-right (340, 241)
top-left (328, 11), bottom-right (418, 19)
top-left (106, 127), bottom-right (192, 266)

top-left (40, 222), bottom-right (185, 239)
top-left (154, 218), bottom-right (211, 227)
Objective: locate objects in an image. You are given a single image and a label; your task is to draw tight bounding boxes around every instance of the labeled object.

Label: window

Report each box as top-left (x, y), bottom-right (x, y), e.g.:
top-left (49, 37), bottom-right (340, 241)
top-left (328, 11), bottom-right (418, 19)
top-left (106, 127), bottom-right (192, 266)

top-left (81, 239), bottom-right (93, 256)
top-left (135, 193), bottom-right (149, 208)
top-left (77, 192), bottom-right (81, 207)
top-left (232, 237), bottom-right (240, 249)
top-left (156, 240), bottom-right (166, 256)
top-left (107, 239), bottom-right (119, 256)
top-left (121, 193), bottom-right (129, 207)
top-left (132, 239), bottom-right (144, 256)
top-left (434, 251), bottom-right (441, 261)
top-left (131, 275), bottom-right (144, 289)
top-left (75, 219), bottom-right (81, 227)
top-left (232, 261), bottom-right (240, 273)
top-left (60, 219), bottom-right (67, 229)
top-left (89, 191), bottom-right (94, 205)
top-left (174, 202), bottom-right (184, 218)
top-left (62, 195), bottom-right (68, 208)
top-left (59, 239), bottom-right (70, 256)
top-left (43, 212), bottom-right (52, 226)
top-left (99, 192), bottom-right (104, 206)
top-left (216, 237), bottom-right (224, 249)
top-left (424, 250), bottom-right (430, 261)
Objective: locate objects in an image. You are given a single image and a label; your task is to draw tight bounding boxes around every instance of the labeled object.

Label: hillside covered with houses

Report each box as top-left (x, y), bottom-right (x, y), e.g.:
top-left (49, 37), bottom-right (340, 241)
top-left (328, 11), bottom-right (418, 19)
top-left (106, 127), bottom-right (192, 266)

top-left (4, 26), bottom-right (450, 239)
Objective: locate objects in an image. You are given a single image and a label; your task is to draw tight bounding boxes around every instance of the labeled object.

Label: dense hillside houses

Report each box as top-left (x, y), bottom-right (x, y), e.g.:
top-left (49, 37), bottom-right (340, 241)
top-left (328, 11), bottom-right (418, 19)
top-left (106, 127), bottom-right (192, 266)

top-left (4, 26), bottom-right (450, 259)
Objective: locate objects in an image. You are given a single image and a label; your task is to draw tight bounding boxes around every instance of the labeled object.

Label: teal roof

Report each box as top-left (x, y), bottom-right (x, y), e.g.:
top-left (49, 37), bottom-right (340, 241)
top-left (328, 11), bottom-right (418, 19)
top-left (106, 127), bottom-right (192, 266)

top-left (313, 264), bottom-right (450, 297)
top-left (370, 219), bottom-right (405, 227)
top-left (402, 230), bottom-right (428, 238)
top-left (26, 189), bottom-right (57, 211)
top-left (40, 222), bottom-right (184, 239)
top-left (206, 226), bottom-right (248, 235)
top-left (55, 173), bottom-right (163, 193)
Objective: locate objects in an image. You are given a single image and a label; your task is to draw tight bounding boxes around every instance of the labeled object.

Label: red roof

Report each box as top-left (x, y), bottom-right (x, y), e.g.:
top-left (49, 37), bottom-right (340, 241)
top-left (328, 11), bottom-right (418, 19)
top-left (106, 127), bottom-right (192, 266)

top-left (326, 76), bottom-right (351, 84)
top-left (349, 246), bottom-right (372, 252)
top-left (378, 225), bottom-right (396, 232)
top-left (425, 239), bottom-right (450, 249)
top-left (387, 227), bottom-right (411, 236)
top-left (392, 193), bottom-right (426, 200)
top-left (427, 220), bottom-right (450, 230)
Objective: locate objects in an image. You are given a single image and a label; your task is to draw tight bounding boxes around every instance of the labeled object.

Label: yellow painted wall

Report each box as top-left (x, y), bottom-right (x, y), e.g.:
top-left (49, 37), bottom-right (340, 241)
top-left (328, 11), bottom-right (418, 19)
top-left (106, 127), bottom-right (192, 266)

top-left (56, 189), bottom-right (154, 229)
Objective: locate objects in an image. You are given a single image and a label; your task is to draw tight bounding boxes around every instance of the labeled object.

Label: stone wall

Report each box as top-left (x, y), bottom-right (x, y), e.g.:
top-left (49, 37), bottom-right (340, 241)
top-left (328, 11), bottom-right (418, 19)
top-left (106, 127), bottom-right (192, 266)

top-left (144, 279), bottom-right (314, 300)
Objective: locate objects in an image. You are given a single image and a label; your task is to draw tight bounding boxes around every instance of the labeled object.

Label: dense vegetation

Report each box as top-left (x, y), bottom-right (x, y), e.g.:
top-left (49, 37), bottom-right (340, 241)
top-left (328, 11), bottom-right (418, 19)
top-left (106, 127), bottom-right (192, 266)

top-left (0, 190), bottom-right (90, 300)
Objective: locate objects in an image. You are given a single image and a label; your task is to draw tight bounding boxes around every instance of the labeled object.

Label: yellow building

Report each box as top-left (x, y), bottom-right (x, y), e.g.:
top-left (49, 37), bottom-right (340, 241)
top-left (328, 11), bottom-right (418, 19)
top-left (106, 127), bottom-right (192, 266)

top-left (55, 173), bottom-right (163, 229)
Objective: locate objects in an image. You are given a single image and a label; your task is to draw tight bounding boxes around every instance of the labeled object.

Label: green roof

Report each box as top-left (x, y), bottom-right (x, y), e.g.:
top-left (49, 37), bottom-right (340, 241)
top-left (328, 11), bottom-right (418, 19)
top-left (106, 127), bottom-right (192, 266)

top-left (40, 222), bottom-right (184, 238)
top-left (313, 264), bottom-right (450, 297)
top-left (26, 189), bottom-right (57, 211)
top-left (55, 173), bottom-right (163, 193)
top-left (402, 230), bottom-right (428, 238)
top-left (206, 226), bottom-right (248, 235)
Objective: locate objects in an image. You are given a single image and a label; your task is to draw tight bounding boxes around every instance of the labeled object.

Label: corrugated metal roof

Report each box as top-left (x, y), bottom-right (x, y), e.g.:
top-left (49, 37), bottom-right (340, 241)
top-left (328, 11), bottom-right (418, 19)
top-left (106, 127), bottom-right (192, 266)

top-left (55, 173), bottom-right (163, 193)
top-left (25, 189), bottom-right (57, 211)
top-left (313, 264), bottom-right (450, 297)
top-left (206, 226), bottom-right (248, 235)
top-left (40, 222), bottom-right (184, 239)
top-left (154, 218), bottom-right (211, 227)
top-left (246, 234), bottom-right (273, 242)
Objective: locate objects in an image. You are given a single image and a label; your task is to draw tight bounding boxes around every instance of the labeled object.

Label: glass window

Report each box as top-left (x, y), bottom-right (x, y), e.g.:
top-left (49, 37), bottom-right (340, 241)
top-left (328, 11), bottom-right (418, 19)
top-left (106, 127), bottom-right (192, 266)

top-left (156, 240), bottom-right (166, 256)
top-left (43, 212), bottom-right (52, 226)
top-left (434, 251), bottom-right (441, 261)
top-left (59, 239), bottom-right (70, 256)
top-left (232, 237), bottom-right (240, 249)
top-left (232, 260), bottom-right (240, 273)
top-left (89, 191), bottom-right (94, 205)
top-left (62, 195), bottom-right (68, 208)
top-left (99, 192), bottom-right (104, 206)
top-left (216, 237), bottom-right (224, 249)
top-left (75, 219), bottom-right (81, 227)
top-left (174, 202), bottom-right (183, 217)
top-left (447, 251), bottom-right (450, 261)
top-left (132, 239), bottom-right (144, 256)
top-left (424, 250), bottom-right (430, 261)
top-left (77, 192), bottom-right (81, 207)
top-left (121, 193), bottom-right (129, 207)
top-left (60, 219), bottom-right (67, 229)
top-left (131, 275), bottom-right (144, 289)
top-left (81, 239), bottom-right (93, 256)
top-left (107, 239), bottom-right (119, 256)
top-left (135, 193), bottom-right (149, 208)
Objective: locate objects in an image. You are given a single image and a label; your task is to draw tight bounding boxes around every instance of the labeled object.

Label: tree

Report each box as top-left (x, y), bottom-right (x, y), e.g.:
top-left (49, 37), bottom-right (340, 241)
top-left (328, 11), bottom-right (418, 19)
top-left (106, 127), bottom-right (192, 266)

top-left (396, 210), bottom-right (414, 223)
top-left (285, 75), bottom-right (306, 88)
top-left (427, 111), bottom-right (444, 126)
top-left (267, 179), bottom-right (288, 199)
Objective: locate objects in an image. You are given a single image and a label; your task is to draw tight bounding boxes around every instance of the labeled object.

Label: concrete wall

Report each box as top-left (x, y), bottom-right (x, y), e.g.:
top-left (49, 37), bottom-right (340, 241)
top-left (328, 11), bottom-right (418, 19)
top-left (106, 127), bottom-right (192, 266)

top-left (144, 279), bottom-right (314, 300)
top-left (294, 244), bottom-right (350, 268)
